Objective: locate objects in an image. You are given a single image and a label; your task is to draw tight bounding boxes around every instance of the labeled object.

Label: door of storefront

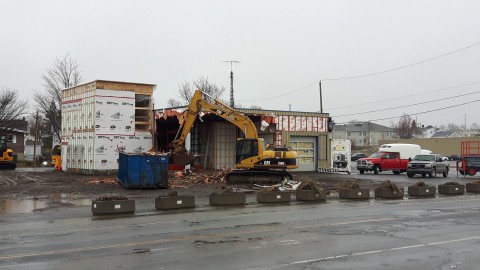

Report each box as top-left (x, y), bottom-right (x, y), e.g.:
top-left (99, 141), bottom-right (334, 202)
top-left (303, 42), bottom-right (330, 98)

top-left (290, 136), bottom-right (316, 171)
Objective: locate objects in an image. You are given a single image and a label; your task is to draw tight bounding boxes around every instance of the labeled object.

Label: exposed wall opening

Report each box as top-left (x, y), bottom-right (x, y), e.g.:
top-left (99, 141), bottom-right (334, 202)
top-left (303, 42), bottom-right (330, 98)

top-left (135, 94), bottom-right (151, 131)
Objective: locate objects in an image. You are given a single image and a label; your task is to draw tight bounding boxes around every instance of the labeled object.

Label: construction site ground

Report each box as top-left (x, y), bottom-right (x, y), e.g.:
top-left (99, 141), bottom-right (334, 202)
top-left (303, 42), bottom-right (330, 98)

top-left (0, 162), bottom-right (474, 213)
top-left (0, 168), bottom-right (375, 200)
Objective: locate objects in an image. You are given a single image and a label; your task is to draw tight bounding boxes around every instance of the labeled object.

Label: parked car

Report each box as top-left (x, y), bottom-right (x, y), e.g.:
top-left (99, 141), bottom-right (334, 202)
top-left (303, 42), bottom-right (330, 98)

top-left (406, 154), bottom-right (449, 178)
top-left (448, 155), bottom-right (461, 161)
top-left (351, 153), bottom-right (367, 161)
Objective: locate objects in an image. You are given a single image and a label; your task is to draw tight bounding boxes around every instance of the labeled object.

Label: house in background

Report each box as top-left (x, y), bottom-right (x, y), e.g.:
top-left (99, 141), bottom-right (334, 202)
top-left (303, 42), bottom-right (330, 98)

top-left (416, 125), bottom-right (436, 138)
top-left (24, 135), bottom-right (43, 162)
top-left (333, 122), bottom-right (396, 148)
top-left (431, 130), bottom-right (461, 138)
top-left (0, 118), bottom-right (29, 161)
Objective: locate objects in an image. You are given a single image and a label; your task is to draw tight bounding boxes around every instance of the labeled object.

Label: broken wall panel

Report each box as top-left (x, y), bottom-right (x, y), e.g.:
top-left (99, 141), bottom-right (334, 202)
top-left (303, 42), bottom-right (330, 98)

top-left (273, 115), bottom-right (329, 133)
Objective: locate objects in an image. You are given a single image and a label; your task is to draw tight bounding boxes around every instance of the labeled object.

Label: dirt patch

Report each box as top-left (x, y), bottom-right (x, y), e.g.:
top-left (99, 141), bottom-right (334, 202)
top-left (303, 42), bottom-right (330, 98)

top-left (0, 168), bottom-right (384, 201)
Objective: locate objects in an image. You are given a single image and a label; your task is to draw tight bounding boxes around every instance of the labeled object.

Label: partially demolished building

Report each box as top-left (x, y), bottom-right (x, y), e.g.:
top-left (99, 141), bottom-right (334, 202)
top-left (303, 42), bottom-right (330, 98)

top-left (155, 107), bottom-right (332, 172)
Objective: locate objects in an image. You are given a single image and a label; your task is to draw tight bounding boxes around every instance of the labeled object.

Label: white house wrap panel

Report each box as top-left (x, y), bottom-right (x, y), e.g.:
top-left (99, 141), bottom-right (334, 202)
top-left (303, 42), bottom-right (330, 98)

top-left (61, 82), bottom-right (154, 173)
top-left (95, 90), bottom-right (135, 136)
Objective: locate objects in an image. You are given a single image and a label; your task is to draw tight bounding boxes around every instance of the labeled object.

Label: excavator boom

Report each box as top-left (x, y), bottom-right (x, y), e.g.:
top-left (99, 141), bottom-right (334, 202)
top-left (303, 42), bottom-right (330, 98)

top-left (171, 90), bottom-right (259, 166)
top-left (170, 89), bottom-right (298, 183)
top-left (172, 90), bottom-right (258, 147)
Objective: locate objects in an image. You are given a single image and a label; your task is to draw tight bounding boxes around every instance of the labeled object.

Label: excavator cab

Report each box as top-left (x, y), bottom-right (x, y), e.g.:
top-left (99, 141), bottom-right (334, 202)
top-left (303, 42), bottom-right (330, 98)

top-left (235, 138), bottom-right (260, 163)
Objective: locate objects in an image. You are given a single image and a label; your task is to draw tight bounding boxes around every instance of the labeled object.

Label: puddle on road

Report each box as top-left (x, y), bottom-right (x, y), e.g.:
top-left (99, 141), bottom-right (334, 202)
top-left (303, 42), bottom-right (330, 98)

top-left (0, 193), bottom-right (92, 214)
top-left (14, 167), bottom-right (54, 173)
top-left (0, 199), bottom-right (49, 214)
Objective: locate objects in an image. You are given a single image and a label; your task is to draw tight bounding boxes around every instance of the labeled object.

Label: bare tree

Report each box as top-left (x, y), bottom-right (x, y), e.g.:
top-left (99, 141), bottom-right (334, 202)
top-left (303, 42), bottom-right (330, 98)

top-left (166, 98), bottom-right (183, 108)
top-left (0, 88), bottom-right (28, 136)
top-left (193, 76), bottom-right (225, 101)
top-left (446, 123), bottom-right (458, 131)
top-left (171, 76), bottom-right (226, 106)
top-left (393, 114), bottom-right (419, 139)
top-left (33, 53), bottom-right (82, 144)
top-left (470, 122), bottom-right (480, 131)
top-left (27, 113), bottom-right (50, 138)
top-left (178, 81), bottom-right (193, 105)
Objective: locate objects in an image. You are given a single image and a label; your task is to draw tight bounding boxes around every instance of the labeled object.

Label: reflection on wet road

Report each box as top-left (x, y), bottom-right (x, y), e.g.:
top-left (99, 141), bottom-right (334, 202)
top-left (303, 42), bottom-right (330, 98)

top-left (0, 194), bottom-right (92, 214)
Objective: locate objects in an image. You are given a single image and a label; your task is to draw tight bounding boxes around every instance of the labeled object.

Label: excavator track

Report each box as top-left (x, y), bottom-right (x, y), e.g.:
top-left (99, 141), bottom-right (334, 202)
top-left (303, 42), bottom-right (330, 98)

top-left (0, 162), bottom-right (16, 170)
top-left (226, 170), bottom-right (293, 184)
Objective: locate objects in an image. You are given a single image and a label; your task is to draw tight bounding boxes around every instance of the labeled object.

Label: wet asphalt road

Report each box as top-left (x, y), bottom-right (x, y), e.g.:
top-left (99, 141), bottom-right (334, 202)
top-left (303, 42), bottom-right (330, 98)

top-left (1, 166), bottom-right (480, 270)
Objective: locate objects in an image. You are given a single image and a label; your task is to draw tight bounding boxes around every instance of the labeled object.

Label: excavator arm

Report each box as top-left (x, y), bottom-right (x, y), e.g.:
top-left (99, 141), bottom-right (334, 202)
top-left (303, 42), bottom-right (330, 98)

top-left (170, 89), bottom-right (298, 183)
top-left (173, 90), bottom-right (258, 147)
top-left (170, 89), bottom-right (259, 166)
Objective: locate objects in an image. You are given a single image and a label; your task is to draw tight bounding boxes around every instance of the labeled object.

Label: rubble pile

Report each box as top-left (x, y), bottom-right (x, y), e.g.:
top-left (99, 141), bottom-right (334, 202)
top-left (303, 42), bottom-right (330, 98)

top-left (221, 186), bottom-right (235, 193)
top-left (412, 181), bottom-right (427, 187)
top-left (120, 148), bottom-right (168, 156)
top-left (209, 186), bottom-right (240, 196)
top-left (166, 191), bottom-right (178, 197)
top-left (375, 180), bottom-right (402, 194)
top-left (441, 181), bottom-right (462, 186)
top-left (297, 180), bottom-right (325, 194)
top-left (95, 194), bottom-right (129, 201)
top-left (259, 185), bottom-right (280, 192)
top-left (169, 168), bottom-right (230, 188)
top-left (338, 180), bottom-right (360, 190)
top-left (88, 178), bottom-right (118, 185)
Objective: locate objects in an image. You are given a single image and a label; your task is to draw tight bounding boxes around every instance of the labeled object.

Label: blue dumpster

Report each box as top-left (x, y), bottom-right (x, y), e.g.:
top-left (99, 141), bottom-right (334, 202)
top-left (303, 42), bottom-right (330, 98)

top-left (118, 153), bottom-right (169, 189)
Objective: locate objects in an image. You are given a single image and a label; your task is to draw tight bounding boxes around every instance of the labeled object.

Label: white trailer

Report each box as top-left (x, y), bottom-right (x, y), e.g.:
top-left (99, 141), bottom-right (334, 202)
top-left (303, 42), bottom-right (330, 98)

top-left (330, 139), bottom-right (351, 174)
top-left (378, 143), bottom-right (422, 159)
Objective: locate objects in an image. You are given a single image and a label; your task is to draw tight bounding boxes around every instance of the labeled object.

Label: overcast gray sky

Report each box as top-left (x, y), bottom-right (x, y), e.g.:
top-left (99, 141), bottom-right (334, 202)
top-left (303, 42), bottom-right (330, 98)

top-left (1, 0), bottom-right (479, 128)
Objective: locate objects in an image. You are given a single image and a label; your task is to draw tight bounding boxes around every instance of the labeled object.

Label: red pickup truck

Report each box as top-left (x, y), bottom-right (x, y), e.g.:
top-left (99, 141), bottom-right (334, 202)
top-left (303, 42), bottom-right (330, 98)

top-left (356, 152), bottom-right (410, 174)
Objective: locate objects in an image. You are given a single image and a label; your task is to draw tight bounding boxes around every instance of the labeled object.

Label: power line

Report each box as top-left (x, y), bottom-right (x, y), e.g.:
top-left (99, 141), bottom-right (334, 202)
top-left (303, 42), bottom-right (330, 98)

top-left (322, 41), bottom-right (480, 81)
top-left (332, 89), bottom-right (480, 117)
top-left (239, 41), bottom-right (480, 102)
top-left (326, 80), bottom-right (480, 110)
top-left (335, 98), bottom-right (480, 124)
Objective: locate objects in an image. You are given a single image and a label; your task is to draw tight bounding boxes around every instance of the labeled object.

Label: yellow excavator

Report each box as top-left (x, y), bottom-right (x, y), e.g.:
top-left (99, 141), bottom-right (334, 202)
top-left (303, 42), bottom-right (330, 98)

top-left (170, 89), bottom-right (298, 183)
top-left (0, 137), bottom-right (16, 170)
top-left (52, 145), bottom-right (62, 170)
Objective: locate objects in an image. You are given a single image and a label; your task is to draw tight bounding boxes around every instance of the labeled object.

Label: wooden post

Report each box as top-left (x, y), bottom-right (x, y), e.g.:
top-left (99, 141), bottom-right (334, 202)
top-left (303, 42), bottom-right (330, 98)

top-left (33, 111), bottom-right (39, 167)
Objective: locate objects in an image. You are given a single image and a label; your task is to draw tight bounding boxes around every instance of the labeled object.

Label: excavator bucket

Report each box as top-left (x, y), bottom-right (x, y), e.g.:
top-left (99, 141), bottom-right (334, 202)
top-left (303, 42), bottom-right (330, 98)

top-left (172, 152), bottom-right (198, 166)
top-left (171, 147), bottom-right (200, 166)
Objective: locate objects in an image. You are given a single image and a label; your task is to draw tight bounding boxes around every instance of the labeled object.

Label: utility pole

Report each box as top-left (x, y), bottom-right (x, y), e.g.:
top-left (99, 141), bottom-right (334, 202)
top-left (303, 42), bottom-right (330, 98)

top-left (319, 81), bottom-right (323, 113)
top-left (223, 60), bottom-right (240, 108)
top-left (33, 111), bottom-right (39, 167)
top-left (464, 114), bottom-right (467, 132)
